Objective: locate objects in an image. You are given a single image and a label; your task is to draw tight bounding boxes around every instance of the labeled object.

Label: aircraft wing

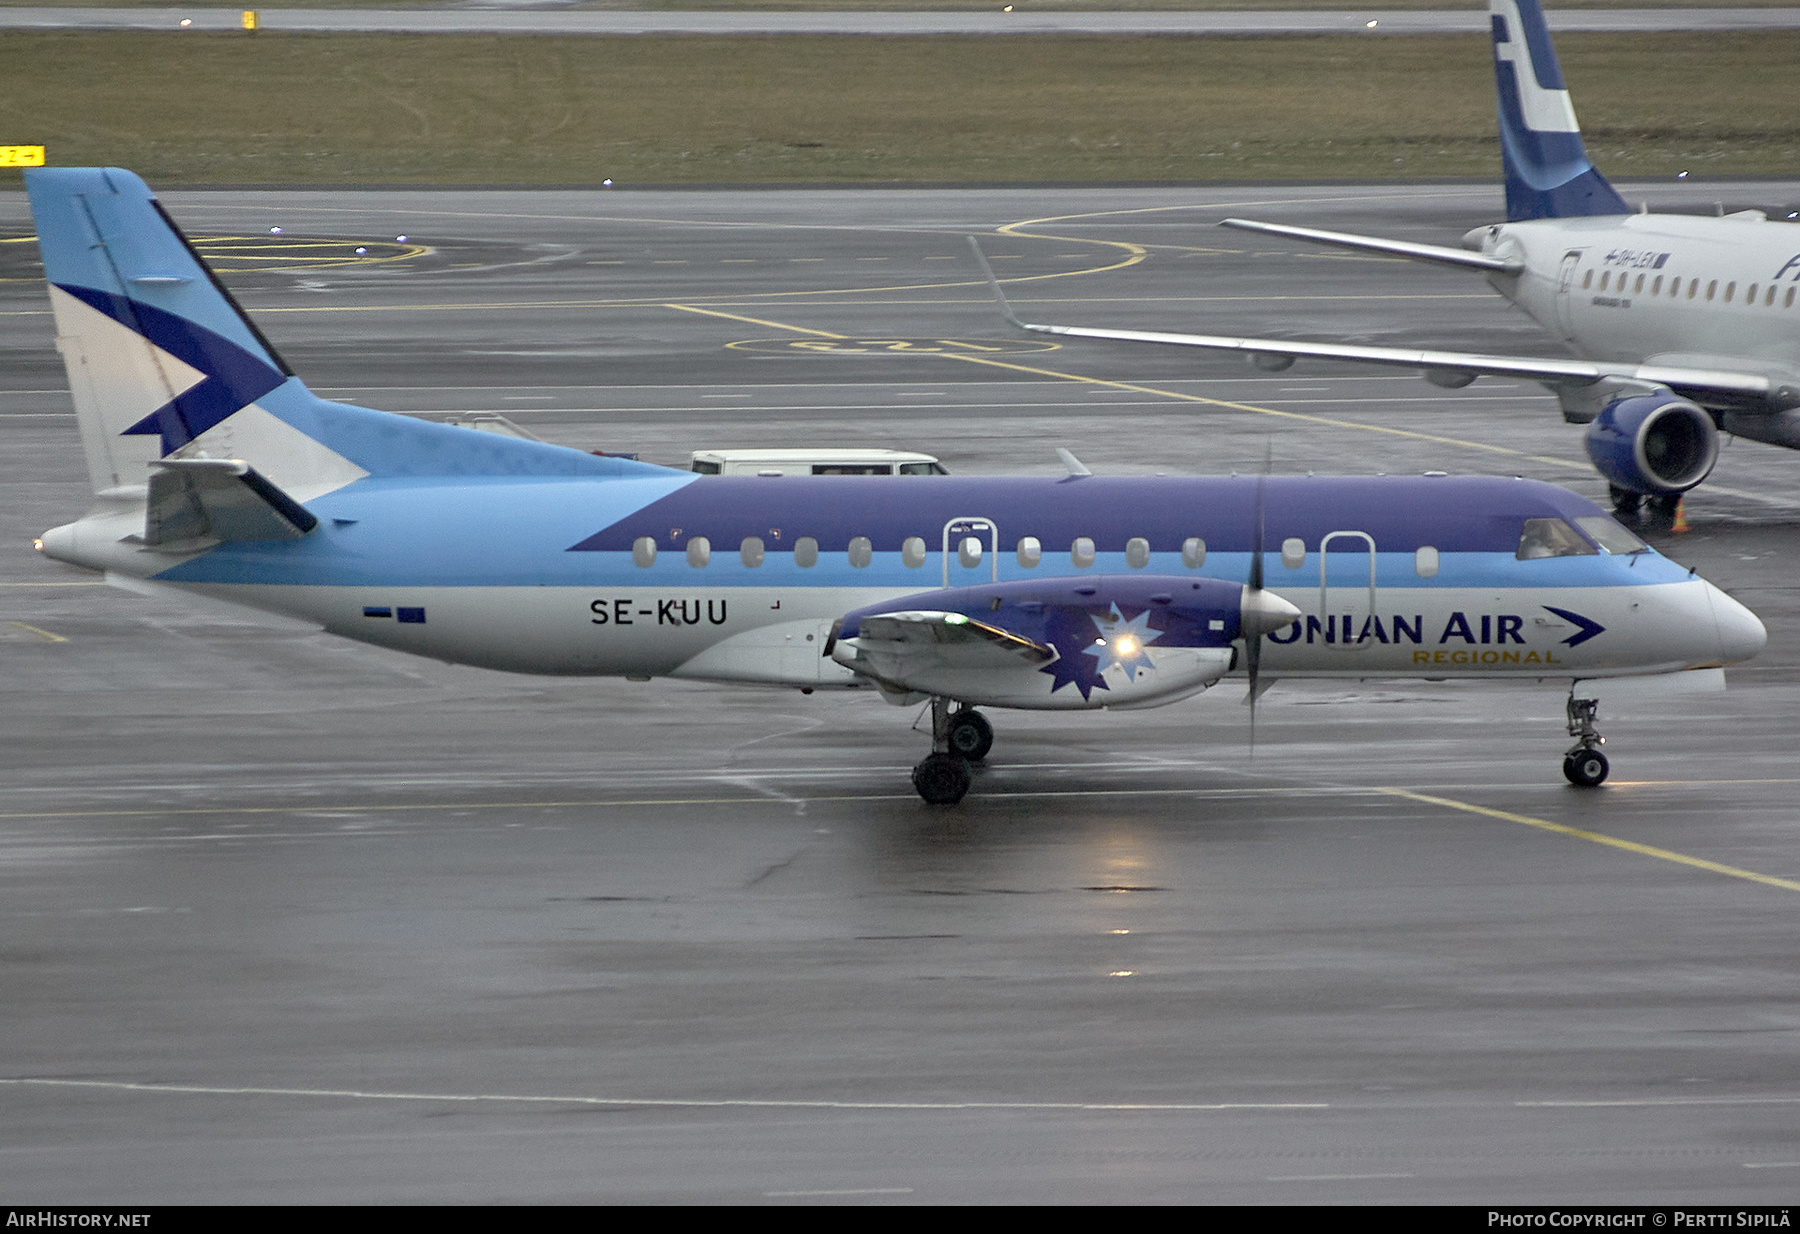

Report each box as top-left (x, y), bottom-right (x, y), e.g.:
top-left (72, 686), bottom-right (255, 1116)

top-left (1219, 217), bottom-right (1522, 274)
top-left (967, 237), bottom-right (1777, 404)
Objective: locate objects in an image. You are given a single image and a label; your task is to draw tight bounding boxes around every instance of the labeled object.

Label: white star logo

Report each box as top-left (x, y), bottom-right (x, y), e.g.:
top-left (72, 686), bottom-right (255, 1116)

top-left (1082, 604), bottom-right (1162, 677)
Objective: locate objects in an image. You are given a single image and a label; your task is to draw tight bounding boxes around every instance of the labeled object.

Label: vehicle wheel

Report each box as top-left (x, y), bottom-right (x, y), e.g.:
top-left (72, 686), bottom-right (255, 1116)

top-left (1609, 485), bottom-right (1643, 518)
top-left (912, 752), bottom-right (972, 805)
top-left (947, 710), bottom-right (994, 762)
top-left (1563, 748), bottom-right (1610, 787)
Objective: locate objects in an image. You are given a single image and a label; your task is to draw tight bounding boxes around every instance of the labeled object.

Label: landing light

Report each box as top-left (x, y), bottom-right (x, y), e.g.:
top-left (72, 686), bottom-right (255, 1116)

top-left (1366, 19), bottom-right (1378, 27)
top-left (269, 227), bottom-right (282, 235)
top-left (179, 18), bottom-right (192, 26)
top-left (32, 538), bottom-right (43, 552)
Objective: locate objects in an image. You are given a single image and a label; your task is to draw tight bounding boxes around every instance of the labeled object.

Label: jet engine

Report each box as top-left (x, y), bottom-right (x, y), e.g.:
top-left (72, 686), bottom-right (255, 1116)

top-left (829, 576), bottom-right (1299, 711)
top-left (1583, 390), bottom-right (1718, 495)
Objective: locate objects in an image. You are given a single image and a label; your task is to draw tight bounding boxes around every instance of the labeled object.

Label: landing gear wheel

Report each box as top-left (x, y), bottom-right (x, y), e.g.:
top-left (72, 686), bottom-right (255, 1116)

top-left (1644, 493), bottom-right (1682, 529)
top-left (947, 709), bottom-right (994, 762)
top-left (1563, 747), bottom-right (1610, 787)
top-left (1609, 485), bottom-right (1644, 519)
top-left (913, 752), bottom-right (972, 805)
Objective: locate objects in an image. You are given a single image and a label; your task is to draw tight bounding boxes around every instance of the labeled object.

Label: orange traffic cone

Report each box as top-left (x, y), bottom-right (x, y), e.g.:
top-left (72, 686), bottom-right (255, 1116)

top-left (1671, 497), bottom-right (1690, 534)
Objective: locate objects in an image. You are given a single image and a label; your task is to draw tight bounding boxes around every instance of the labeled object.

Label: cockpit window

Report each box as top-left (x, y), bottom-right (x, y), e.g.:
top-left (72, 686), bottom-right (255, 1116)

top-left (1572, 515), bottom-right (1649, 555)
top-left (1517, 518), bottom-right (1597, 560)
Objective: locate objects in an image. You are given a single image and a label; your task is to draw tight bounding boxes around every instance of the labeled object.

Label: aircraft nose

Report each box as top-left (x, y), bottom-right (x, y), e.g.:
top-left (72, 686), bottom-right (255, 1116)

top-left (1708, 582), bottom-right (1767, 664)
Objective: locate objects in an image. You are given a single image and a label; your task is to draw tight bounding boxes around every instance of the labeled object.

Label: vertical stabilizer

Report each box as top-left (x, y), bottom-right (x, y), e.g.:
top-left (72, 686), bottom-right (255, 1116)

top-left (28, 168), bottom-right (672, 503)
top-left (27, 167), bottom-right (297, 494)
top-left (1490, 0), bottom-right (1628, 221)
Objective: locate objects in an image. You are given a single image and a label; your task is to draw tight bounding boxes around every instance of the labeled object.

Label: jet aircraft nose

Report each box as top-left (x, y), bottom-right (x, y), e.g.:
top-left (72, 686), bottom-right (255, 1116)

top-left (1707, 582), bottom-right (1767, 664)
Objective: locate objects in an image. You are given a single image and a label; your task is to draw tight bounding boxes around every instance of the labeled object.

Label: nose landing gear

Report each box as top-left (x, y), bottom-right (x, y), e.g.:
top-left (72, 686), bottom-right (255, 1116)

top-left (912, 698), bottom-right (992, 804)
top-left (1562, 693), bottom-right (1609, 787)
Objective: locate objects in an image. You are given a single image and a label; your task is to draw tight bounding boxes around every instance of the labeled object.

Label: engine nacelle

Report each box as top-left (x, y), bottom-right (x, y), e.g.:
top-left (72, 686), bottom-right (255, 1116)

top-left (831, 575), bottom-right (1296, 711)
top-left (1583, 390), bottom-right (1718, 495)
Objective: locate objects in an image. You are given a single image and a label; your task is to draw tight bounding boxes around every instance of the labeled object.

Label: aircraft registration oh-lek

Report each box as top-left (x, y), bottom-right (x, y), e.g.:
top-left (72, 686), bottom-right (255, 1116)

top-left (25, 168), bottom-right (1766, 803)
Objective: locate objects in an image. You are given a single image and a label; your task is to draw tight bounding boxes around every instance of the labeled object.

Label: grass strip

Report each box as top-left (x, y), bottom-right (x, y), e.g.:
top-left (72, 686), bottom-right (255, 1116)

top-left (3, 31), bottom-right (1798, 185)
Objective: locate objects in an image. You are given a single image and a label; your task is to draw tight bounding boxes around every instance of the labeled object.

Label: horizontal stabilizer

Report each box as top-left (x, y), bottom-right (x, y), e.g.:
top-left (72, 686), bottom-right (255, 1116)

top-left (144, 457), bottom-right (318, 548)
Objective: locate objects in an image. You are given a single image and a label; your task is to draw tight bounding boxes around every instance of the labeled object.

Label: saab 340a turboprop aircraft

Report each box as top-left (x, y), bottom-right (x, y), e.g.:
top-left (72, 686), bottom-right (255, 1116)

top-left (997, 0), bottom-right (1800, 519)
top-left (25, 168), bottom-right (1765, 802)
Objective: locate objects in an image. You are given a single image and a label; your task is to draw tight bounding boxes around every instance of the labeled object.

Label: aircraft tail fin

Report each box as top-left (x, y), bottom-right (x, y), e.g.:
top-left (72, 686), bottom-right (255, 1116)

top-left (27, 167), bottom-right (667, 501)
top-left (1489, 0), bottom-right (1628, 221)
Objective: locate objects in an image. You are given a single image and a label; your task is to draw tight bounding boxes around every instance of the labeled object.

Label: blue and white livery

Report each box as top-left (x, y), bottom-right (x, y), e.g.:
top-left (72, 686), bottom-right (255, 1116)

top-left (1001, 0), bottom-right (1800, 516)
top-left (26, 168), bottom-right (1765, 802)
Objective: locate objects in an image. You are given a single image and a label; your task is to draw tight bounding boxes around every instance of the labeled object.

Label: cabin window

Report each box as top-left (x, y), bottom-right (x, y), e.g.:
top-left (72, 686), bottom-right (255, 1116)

top-left (1769, 285), bottom-right (1779, 306)
top-left (1125, 537), bottom-right (1150, 569)
top-left (794, 536), bottom-right (819, 568)
top-left (958, 537), bottom-right (984, 569)
top-left (1071, 537), bottom-right (1096, 569)
top-left (686, 536), bottom-right (711, 568)
top-left (1182, 537), bottom-right (1206, 568)
top-left (632, 536), bottom-right (657, 567)
top-left (1688, 279), bottom-right (1699, 299)
top-left (1414, 546), bottom-right (1439, 578)
top-left (1573, 516), bottom-right (1648, 555)
top-left (1634, 274), bottom-right (1645, 294)
top-left (1747, 284), bottom-right (1759, 304)
top-left (1582, 269), bottom-right (1593, 289)
top-left (847, 536), bottom-right (872, 568)
top-left (1598, 271), bottom-right (1610, 291)
top-left (1788, 287), bottom-right (1796, 308)
top-left (901, 536), bottom-right (927, 568)
top-left (1651, 276), bottom-right (1662, 295)
top-left (740, 536), bottom-right (764, 567)
top-left (1516, 518), bottom-right (1596, 560)
top-left (1280, 537), bottom-right (1306, 569)
top-left (1726, 282), bottom-right (1736, 302)
top-left (1707, 280), bottom-right (1717, 301)
top-left (1017, 536), bottom-right (1042, 568)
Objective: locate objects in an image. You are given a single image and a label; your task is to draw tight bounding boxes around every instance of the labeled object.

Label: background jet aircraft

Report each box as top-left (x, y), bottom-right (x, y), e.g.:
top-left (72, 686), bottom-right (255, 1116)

top-left (25, 168), bottom-right (1764, 802)
top-left (996, 0), bottom-right (1800, 519)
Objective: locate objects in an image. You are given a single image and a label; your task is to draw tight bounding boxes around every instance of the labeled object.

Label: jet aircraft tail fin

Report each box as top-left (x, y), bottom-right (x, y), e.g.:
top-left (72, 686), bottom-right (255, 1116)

top-left (1490, 0), bottom-right (1629, 221)
top-left (26, 167), bottom-right (667, 501)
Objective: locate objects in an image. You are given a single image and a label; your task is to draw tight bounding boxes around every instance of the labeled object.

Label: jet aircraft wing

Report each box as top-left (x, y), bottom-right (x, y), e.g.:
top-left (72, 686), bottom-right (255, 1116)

top-left (1218, 217), bottom-right (1522, 274)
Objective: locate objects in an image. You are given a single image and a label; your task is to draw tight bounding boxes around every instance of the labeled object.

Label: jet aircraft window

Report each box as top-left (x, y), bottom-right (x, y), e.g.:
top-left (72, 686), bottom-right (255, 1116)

top-left (1182, 537), bottom-right (1206, 569)
top-left (632, 536), bottom-right (657, 567)
top-left (1634, 274), bottom-right (1645, 294)
top-left (1788, 287), bottom-right (1796, 309)
top-left (1281, 537), bottom-right (1306, 569)
top-left (1125, 537), bottom-right (1150, 569)
top-left (1582, 270), bottom-right (1593, 290)
top-left (1726, 282), bottom-right (1736, 303)
top-left (897, 462), bottom-right (948, 475)
top-left (902, 536), bottom-right (927, 568)
top-left (847, 536), bottom-right (872, 568)
top-left (1707, 280), bottom-right (1717, 301)
top-left (794, 536), bottom-right (819, 568)
top-left (740, 536), bottom-right (764, 568)
top-left (1651, 276), bottom-right (1662, 296)
top-left (1017, 536), bottom-right (1042, 568)
top-left (686, 536), bottom-right (711, 568)
top-left (1572, 516), bottom-right (1648, 555)
top-left (1598, 271), bottom-right (1610, 292)
top-left (1415, 546), bottom-right (1439, 578)
top-left (1688, 280), bottom-right (1699, 299)
top-left (1769, 285), bottom-right (1779, 307)
top-left (1071, 537), bottom-right (1096, 569)
top-left (1516, 518), bottom-right (1596, 560)
top-left (1747, 284), bottom-right (1758, 304)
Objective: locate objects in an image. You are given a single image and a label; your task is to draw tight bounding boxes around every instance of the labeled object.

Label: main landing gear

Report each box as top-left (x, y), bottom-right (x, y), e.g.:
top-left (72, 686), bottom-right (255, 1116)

top-left (1562, 692), bottom-right (1610, 787)
top-left (911, 699), bottom-right (991, 805)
